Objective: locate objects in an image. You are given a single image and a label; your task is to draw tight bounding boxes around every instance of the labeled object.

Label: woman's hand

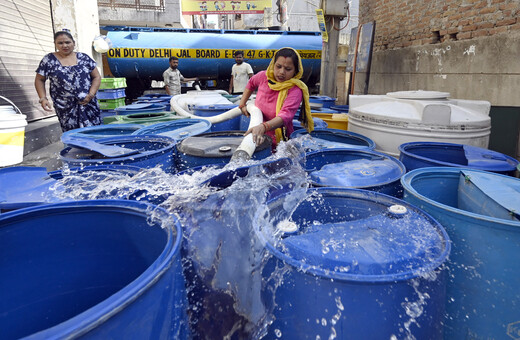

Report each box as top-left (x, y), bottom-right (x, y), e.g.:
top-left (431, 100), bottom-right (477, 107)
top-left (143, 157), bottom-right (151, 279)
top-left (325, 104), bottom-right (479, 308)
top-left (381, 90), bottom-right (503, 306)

top-left (40, 98), bottom-right (53, 112)
top-left (80, 93), bottom-right (95, 106)
top-left (239, 105), bottom-right (249, 117)
top-left (244, 123), bottom-right (266, 145)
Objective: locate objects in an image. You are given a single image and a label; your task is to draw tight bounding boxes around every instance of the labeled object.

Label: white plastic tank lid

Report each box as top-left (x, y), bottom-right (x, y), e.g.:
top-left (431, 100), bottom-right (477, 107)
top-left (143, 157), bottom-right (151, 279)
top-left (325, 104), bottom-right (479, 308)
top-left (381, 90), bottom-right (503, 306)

top-left (386, 90), bottom-right (450, 100)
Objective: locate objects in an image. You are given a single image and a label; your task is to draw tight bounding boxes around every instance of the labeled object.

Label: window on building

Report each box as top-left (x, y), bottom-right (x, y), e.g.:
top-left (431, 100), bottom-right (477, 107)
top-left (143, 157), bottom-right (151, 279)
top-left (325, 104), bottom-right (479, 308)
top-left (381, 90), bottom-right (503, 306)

top-left (98, 0), bottom-right (165, 11)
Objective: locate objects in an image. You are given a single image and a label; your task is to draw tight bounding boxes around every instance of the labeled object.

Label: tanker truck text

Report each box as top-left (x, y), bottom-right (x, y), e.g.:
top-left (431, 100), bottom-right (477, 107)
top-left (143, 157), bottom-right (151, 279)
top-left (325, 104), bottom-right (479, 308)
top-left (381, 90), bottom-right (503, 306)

top-left (108, 48), bottom-right (321, 60)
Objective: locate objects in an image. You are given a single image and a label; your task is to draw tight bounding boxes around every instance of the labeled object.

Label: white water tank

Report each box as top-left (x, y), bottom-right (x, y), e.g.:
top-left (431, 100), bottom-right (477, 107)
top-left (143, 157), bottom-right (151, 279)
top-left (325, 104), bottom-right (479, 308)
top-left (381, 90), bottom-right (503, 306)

top-left (175, 90), bottom-right (232, 113)
top-left (348, 91), bottom-right (491, 156)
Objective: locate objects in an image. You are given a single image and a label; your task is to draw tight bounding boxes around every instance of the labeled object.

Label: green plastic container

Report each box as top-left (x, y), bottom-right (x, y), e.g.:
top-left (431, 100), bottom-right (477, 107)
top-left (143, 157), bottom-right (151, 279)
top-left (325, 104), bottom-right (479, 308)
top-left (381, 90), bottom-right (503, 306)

top-left (99, 77), bottom-right (127, 90)
top-left (98, 98), bottom-right (126, 110)
top-left (108, 112), bottom-right (186, 126)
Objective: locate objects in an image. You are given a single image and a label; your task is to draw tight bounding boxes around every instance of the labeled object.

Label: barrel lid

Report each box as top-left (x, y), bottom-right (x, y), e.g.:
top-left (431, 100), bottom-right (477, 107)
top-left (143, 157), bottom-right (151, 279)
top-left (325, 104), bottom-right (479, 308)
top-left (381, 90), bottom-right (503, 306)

top-left (459, 169), bottom-right (520, 220)
top-left (306, 149), bottom-right (405, 188)
top-left (193, 104), bottom-right (238, 110)
top-left (266, 189), bottom-right (450, 281)
top-left (134, 118), bottom-right (211, 140)
top-left (386, 90), bottom-right (450, 99)
top-left (178, 131), bottom-right (271, 157)
top-left (463, 145), bottom-right (518, 172)
top-left (61, 124), bottom-right (142, 142)
top-left (309, 95), bottom-right (336, 101)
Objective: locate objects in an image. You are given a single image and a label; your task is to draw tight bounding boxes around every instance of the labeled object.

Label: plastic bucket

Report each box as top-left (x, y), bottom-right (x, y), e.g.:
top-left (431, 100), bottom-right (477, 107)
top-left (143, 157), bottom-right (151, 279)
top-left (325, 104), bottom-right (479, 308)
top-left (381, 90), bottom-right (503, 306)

top-left (401, 167), bottom-right (520, 339)
top-left (176, 131), bottom-right (272, 171)
top-left (399, 141), bottom-right (519, 176)
top-left (192, 104), bottom-right (240, 131)
top-left (61, 124), bottom-right (142, 142)
top-left (304, 148), bottom-right (406, 197)
top-left (290, 128), bottom-right (375, 152)
top-left (60, 135), bottom-right (177, 173)
top-left (0, 165), bottom-right (142, 213)
top-left (0, 200), bottom-right (186, 339)
top-left (133, 118), bottom-right (211, 140)
top-left (109, 112), bottom-right (184, 126)
top-left (257, 187), bottom-right (450, 339)
top-left (0, 96), bottom-right (27, 167)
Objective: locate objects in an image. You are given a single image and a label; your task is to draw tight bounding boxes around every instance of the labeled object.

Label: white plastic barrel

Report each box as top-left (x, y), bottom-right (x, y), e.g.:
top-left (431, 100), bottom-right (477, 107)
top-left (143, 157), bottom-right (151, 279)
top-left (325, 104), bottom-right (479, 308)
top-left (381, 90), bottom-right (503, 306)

top-left (348, 91), bottom-right (491, 156)
top-left (175, 90), bottom-right (232, 113)
top-left (0, 96), bottom-right (27, 167)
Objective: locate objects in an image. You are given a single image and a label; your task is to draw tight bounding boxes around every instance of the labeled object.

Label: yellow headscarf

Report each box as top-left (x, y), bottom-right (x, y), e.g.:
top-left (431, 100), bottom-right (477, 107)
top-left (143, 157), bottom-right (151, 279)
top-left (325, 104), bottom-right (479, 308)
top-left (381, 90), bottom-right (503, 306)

top-left (266, 47), bottom-right (314, 143)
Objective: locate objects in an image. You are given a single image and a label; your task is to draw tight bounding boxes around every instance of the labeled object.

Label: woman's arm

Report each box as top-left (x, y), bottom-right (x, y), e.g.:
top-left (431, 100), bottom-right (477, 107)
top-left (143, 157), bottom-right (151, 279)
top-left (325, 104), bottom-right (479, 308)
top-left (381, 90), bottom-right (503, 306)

top-left (34, 73), bottom-right (53, 112)
top-left (80, 67), bottom-right (101, 105)
top-left (238, 87), bottom-right (253, 117)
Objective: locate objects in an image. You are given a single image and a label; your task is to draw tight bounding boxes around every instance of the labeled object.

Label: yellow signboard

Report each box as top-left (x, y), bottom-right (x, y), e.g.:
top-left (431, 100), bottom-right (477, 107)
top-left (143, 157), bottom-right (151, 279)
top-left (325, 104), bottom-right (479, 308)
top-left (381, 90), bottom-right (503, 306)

top-left (316, 9), bottom-right (328, 43)
top-left (181, 0), bottom-right (271, 15)
top-left (107, 48), bottom-right (322, 60)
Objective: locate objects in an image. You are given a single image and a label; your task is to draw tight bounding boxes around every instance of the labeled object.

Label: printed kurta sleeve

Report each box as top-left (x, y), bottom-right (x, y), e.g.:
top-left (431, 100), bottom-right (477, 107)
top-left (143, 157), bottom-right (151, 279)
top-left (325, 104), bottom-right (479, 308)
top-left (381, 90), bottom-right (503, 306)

top-left (35, 54), bottom-right (51, 77)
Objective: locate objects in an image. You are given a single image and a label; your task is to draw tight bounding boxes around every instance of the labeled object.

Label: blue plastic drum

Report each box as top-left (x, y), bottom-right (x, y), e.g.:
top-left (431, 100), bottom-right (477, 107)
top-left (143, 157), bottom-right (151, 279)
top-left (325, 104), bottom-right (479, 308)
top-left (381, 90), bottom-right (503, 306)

top-left (61, 124), bottom-right (142, 142)
top-left (309, 95), bottom-right (336, 108)
top-left (401, 167), bottom-right (520, 339)
top-left (239, 116), bottom-right (328, 131)
top-left (290, 128), bottom-right (375, 151)
top-left (60, 135), bottom-right (177, 173)
top-left (115, 103), bottom-right (166, 115)
top-left (399, 141), bottom-right (519, 176)
top-left (304, 148), bottom-right (406, 197)
top-left (192, 104), bottom-right (239, 131)
top-left (176, 131), bottom-right (271, 171)
top-left (0, 165), bottom-right (141, 213)
top-left (133, 118), bottom-right (212, 140)
top-left (330, 105), bottom-right (349, 113)
top-left (0, 200), bottom-right (186, 339)
top-left (257, 187), bottom-right (450, 339)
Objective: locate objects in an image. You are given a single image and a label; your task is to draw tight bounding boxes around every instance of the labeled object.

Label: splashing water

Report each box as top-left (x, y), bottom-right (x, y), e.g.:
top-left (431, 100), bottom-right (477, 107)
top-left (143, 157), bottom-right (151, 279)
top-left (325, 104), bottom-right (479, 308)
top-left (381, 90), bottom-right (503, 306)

top-left (42, 135), bottom-right (448, 339)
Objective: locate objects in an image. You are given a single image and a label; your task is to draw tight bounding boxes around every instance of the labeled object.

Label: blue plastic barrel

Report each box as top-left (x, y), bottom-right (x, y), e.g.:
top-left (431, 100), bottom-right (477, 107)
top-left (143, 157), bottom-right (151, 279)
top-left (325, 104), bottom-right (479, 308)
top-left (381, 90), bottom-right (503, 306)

top-left (115, 103), bottom-right (166, 115)
top-left (135, 99), bottom-right (171, 111)
top-left (60, 135), bottom-right (177, 173)
top-left (304, 148), bottom-right (406, 197)
top-left (309, 95), bottom-right (336, 108)
top-left (330, 105), bottom-right (349, 113)
top-left (257, 187), bottom-right (450, 339)
top-left (192, 104), bottom-right (240, 131)
top-left (401, 167), bottom-right (520, 339)
top-left (399, 141), bottom-right (519, 176)
top-left (176, 131), bottom-right (271, 171)
top-left (61, 124), bottom-right (142, 142)
top-left (290, 128), bottom-right (376, 151)
top-left (137, 94), bottom-right (172, 100)
top-left (133, 118), bottom-right (211, 140)
top-left (0, 165), bottom-right (141, 213)
top-left (0, 200), bottom-right (186, 339)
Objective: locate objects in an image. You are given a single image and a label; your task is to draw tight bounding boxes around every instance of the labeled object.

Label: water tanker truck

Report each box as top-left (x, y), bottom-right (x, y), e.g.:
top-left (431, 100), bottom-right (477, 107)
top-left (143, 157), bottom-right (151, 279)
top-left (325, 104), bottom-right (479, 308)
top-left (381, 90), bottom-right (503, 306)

top-left (103, 26), bottom-right (322, 98)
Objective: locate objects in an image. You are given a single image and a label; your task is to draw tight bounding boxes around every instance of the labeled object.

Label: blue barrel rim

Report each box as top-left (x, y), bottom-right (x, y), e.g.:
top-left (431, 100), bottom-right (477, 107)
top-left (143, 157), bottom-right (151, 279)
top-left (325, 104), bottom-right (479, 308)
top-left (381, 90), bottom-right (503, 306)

top-left (399, 141), bottom-right (519, 172)
top-left (118, 111), bottom-right (174, 119)
top-left (48, 164), bottom-right (143, 179)
top-left (401, 166), bottom-right (520, 228)
top-left (0, 199), bottom-right (182, 337)
top-left (305, 148), bottom-right (406, 189)
top-left (61, 124), bottom-right (143, 143)
top-left (193, 104), bottom-right (239, 110)
top-left (290, 128), bottom-right (376, 149)
top-left (132, 118), bottom-right (212, 136)
top-left (59, 135), bottom-right (177, 165)
top-left (259, 187), bottom-right (451, 282)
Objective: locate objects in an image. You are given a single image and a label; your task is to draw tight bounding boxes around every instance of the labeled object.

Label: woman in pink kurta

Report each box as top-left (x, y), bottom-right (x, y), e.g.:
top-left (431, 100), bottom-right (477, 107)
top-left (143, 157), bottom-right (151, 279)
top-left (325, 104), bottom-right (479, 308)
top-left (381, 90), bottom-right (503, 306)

top-left (238, 47), bottom-right (313, 148)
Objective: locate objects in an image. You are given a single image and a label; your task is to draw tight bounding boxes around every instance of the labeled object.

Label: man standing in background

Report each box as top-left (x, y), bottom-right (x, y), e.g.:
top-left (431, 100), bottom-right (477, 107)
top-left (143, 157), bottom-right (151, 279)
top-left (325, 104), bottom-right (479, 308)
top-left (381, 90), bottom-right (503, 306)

top-left (229, 51), bottom-right (253, 94)
top-left (163, 56), bottom-right (198, 95)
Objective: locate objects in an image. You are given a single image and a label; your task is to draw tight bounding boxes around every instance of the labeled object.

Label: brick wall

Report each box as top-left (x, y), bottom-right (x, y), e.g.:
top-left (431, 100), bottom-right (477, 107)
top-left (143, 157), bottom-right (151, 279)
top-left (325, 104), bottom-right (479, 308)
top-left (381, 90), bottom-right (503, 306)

top-left (360, 0), bottom-right (520, 51)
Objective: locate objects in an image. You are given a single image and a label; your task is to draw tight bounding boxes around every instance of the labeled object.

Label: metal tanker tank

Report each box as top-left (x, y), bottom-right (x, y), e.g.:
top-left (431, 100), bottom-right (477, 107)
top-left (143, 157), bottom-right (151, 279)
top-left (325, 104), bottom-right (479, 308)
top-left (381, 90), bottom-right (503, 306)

top-left (104, 27), bottom-right (322, 87)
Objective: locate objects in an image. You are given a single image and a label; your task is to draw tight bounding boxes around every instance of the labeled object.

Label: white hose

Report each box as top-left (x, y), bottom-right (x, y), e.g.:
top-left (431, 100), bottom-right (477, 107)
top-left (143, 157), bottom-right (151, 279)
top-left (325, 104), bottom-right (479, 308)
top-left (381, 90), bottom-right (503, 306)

top-left (170, 94), bottom-right (264, 160)
top-left (231, 102), bottom-right (263, 161)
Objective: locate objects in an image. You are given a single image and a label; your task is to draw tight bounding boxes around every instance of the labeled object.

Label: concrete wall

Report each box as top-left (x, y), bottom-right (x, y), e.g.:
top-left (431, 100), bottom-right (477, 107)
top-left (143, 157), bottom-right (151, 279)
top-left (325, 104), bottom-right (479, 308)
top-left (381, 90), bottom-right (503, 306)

top-left (98, 0), bottom-right (183, 28)
top-left (359, 0), bottom-right (520, 106)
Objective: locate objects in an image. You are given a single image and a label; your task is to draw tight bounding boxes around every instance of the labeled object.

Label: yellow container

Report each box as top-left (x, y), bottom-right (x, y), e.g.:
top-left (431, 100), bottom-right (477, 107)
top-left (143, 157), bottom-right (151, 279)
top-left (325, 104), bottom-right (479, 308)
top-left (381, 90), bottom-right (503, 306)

top-left (0, 97), bottom-right (27, 167)
top-left (311, 112), bottom-right (348, 130)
